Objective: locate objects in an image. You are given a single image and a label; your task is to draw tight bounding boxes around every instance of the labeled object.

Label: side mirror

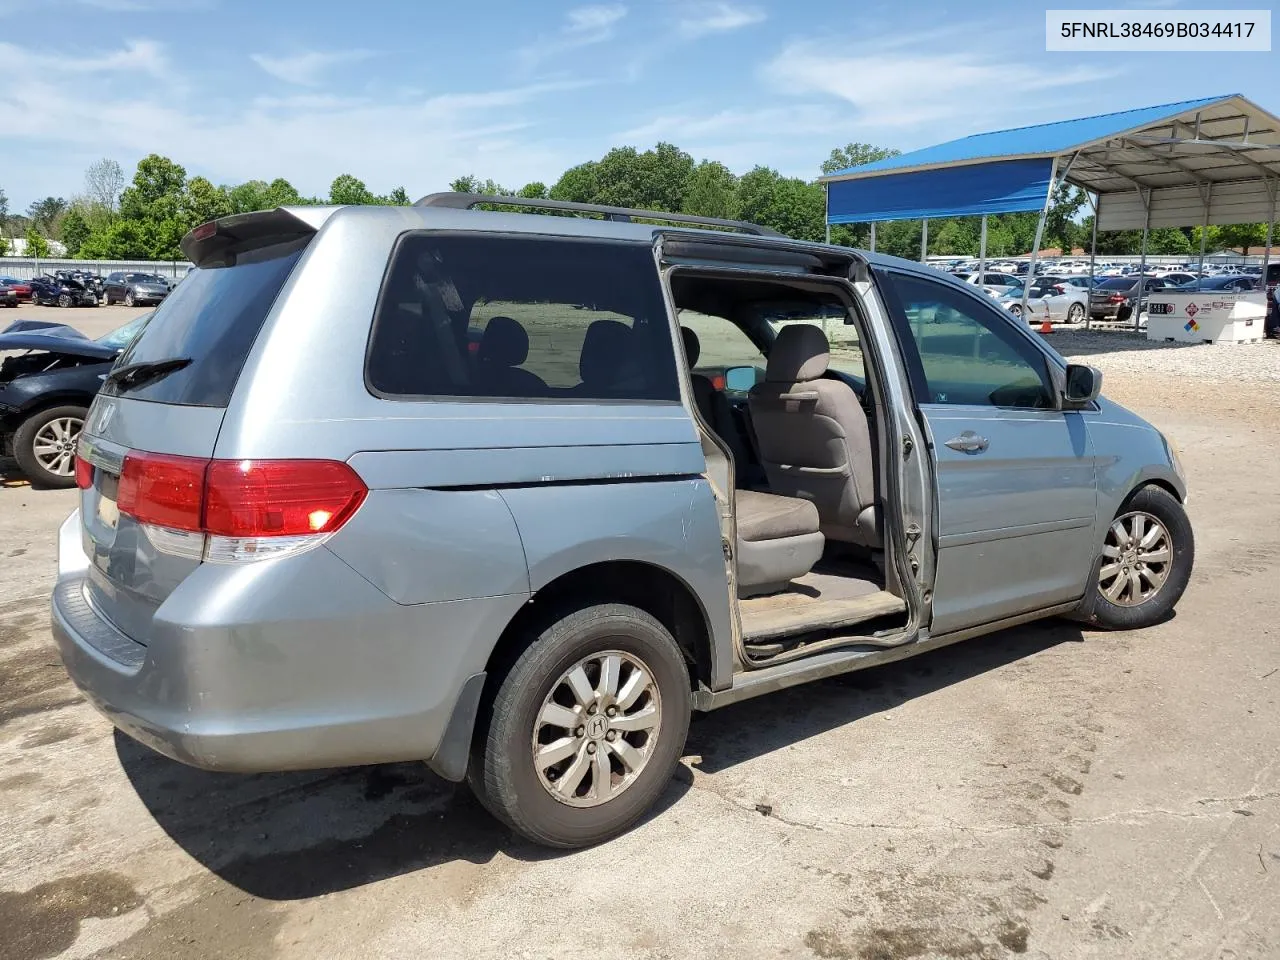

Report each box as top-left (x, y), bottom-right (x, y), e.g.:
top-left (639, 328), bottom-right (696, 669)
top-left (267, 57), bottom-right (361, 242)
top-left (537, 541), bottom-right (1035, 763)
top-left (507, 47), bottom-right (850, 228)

top-left (1064, 363), bottom-right (1102, 404)
top-left (724, 366), bottom-right (760, 394)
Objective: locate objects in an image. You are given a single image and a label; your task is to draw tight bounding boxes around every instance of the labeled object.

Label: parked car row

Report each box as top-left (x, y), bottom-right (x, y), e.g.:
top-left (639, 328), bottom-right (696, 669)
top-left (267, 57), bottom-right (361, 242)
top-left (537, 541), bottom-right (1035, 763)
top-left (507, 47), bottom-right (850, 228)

top-left (0, 271), bottom-right (175, 307)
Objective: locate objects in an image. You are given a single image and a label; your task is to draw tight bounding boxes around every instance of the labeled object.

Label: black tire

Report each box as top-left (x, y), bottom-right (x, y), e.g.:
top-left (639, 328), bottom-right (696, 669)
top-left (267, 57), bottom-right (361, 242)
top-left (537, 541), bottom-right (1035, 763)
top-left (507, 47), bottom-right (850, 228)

top-left (1077, 485), bottom-right (1193, 630)
top-left (124, 291), bottom-right (135, 307)
top-left (12, 404), bottom-right (88, 489)
top-left (1067, 303), bottom-right (1085, 323)
top-left (58, 293), bottom-right (72, 308)
top-left (469, 602), bottom-right (691, 848)
top-left (103, 292), bottom-right (113, 305)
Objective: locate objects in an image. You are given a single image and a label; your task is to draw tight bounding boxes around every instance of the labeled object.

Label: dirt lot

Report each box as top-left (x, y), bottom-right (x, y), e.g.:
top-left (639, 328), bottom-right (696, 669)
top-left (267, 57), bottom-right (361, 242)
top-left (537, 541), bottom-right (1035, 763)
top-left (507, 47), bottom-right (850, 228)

top-left (1, 305), bottom-right (1277, 960)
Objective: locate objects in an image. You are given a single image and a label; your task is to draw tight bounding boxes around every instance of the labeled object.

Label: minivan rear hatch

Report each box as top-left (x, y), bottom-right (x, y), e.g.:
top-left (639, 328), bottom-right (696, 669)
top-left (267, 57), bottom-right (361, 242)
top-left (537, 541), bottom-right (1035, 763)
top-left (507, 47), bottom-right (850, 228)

top-left (77, 209), bottom-right (318, 643)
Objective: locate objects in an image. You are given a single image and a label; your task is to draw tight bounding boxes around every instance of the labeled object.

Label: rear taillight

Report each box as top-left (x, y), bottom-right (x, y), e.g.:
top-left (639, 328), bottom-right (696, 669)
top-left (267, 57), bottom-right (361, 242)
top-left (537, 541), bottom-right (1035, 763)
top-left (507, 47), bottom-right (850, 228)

top-left (74, 454), bottom-right (93, 490)
top-left (204, 460), bottom-right (366, 537)
top-left (118, 452), bottom-right (207, 531)
top-left (115, 452), bottom-right (367, 563)
top-left (1108, 294), bottom-right (1125, 303)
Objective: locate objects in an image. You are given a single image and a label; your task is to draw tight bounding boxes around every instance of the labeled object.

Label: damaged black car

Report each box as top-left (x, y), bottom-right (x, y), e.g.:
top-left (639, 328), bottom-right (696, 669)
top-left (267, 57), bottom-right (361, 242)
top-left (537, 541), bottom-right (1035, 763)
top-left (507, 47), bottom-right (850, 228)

top-left (0, 314), bottom-right (151, 486)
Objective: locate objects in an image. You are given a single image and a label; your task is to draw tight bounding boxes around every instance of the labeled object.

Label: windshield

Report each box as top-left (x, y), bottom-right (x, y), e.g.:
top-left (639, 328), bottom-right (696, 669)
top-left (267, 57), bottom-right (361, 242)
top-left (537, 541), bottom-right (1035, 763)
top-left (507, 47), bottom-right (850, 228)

top-left (96, 312), bottom-right (154, 350)
top-left (125, 273), bottom-right (164, 283)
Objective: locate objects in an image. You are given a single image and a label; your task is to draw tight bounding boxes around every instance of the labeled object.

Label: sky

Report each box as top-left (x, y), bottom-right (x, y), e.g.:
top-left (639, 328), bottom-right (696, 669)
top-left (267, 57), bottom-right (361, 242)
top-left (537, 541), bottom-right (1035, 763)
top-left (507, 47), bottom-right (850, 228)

top-left (1, 0), bottom-right (1276, 211)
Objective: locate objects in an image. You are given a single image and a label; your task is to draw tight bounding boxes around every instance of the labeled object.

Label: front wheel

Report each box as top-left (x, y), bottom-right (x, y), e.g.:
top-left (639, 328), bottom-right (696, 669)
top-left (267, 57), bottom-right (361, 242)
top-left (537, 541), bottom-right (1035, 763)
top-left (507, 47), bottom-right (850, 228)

top-left (13, 405), bottom-right (88, 488)
top-left (1067, 303), bottom-right (1085, 323)
top-left (58, 293), bottom-right (72, 308)
top-left (124, 291), bottom-right (135, 307)
top-left (1079, 485), bottom-right (1194, 630)
top-left (469, 602), bottom-right (691, 848)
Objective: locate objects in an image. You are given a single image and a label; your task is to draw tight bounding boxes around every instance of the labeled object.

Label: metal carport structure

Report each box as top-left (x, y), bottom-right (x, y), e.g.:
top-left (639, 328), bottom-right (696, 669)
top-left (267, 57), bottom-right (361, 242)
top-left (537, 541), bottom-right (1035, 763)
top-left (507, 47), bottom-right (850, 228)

top-left (820, 94), bottom-right (1280, 327)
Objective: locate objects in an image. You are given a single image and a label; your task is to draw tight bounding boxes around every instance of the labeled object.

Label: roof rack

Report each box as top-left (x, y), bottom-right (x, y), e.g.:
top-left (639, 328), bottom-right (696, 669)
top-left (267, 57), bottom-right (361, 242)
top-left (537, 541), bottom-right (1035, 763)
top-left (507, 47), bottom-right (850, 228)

top-left (415, 192), bottom-right (782, 237)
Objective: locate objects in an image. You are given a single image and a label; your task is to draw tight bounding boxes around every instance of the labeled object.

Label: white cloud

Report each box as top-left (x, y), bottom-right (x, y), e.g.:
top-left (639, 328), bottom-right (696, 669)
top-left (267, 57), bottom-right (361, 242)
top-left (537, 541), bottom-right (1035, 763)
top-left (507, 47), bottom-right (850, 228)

top-left (0, 39), bottom-right (170, 79)
top-left (763, 34), bottom-right (1118, 132)
top-left (518, 4), bottom-right (628, 67)
top-left (566, 3), bottom-right (627, 34)
top-left (250, 49), bottom-right (375, 86)
top-left (0, 68), bottom-right (593, 208)
top-left (676, 2), bottom-right (765, 39)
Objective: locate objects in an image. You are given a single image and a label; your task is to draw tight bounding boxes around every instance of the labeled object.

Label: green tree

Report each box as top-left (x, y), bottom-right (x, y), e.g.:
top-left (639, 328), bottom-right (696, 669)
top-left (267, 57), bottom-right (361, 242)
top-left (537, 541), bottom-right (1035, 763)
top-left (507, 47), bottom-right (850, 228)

top-left (821, 142), bottom-right (900, 175)
top-left (24, 224), bottom-right (50, 258)
top-left (61, 208), bottom-right (90, 257)
top-left (1214, 222), bottom-right (1268, 255)
top-left (0, 187), bottom-right (8, 235)
top-left (549, 162), bottom-right (599, 203)
top-left (79, 219), bottom-right (150, 259)
top-left (1043, 184), bottom-right (1086, 254)
top-left (0, 237), bottom-right (8, 256)
top-left (26, 196), bottom-right (68, 235)
top-left (682, 160), bottom-right (739, 220)
top-left (329, 174), bottom-right (377, 205)
top-left (119, 155), bottom-right (187, 222)
top-left (518, 182), bottom-right (549, 199)
top-left (736, 166), bottom-right (825, 241)
top-left (383, 186), bottom-right (411, 205)
top-left (182, 176), bottom-right (233, 226)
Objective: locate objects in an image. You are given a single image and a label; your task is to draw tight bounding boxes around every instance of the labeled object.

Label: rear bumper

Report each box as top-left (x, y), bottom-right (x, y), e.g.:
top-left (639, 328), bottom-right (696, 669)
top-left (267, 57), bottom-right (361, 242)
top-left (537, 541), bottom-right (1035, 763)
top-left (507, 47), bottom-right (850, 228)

top-left (51, 510), bottom-right (524, 774)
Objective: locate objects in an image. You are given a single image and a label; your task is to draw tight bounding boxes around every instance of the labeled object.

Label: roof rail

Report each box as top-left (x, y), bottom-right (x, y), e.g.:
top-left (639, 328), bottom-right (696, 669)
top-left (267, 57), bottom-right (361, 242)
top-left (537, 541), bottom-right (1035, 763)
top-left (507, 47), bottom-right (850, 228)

top-left (415, 192), bottom-right (783, 237)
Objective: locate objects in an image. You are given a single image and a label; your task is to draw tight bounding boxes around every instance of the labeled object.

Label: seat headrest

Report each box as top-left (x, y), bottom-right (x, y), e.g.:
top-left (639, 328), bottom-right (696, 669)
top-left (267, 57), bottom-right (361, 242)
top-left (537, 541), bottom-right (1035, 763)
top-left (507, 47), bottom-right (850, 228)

top-left (766, 324), bottom-right (830, 382)
top-left (680, 326), bottom-right (700, 367)
top-left (479, 316), bottom-right (529, 367)
top-left (579, 319), bottom-right (632, 385)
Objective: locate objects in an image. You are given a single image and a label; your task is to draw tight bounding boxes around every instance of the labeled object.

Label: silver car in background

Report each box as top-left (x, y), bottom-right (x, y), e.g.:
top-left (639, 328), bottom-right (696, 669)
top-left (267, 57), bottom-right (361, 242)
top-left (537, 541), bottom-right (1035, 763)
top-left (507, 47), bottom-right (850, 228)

top-left (52, 196), bottom-right (1194, 848)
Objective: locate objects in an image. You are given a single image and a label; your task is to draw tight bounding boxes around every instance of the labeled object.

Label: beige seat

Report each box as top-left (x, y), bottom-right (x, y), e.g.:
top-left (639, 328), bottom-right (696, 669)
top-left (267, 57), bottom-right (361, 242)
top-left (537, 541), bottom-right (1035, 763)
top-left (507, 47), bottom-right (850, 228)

top-left (748, 324), bottom-right (880, 548)
top-left (734, 490), bottom-right (823, 597)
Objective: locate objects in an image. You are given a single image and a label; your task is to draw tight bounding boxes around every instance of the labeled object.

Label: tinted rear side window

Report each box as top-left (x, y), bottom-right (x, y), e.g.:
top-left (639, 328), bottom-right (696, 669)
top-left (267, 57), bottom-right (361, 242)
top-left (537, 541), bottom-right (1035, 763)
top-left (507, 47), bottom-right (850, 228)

top-left (366, 234), bottom-right (678, 402)
top-left (101, 239), bottom-right (306, 407)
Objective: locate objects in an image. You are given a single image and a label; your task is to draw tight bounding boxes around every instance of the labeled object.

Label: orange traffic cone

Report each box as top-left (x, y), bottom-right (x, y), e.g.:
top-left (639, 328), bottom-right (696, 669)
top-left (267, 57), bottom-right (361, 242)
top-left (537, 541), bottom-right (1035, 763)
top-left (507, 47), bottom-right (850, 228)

top-left (1039, 317), bottom-right (1053, 334)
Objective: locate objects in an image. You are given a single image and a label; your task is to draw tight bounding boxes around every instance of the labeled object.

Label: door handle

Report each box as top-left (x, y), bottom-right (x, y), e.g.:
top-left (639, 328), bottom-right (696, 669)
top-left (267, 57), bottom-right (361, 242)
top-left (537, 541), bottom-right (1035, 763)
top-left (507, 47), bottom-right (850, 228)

top-left (945, 431), bottom-right (989, 453)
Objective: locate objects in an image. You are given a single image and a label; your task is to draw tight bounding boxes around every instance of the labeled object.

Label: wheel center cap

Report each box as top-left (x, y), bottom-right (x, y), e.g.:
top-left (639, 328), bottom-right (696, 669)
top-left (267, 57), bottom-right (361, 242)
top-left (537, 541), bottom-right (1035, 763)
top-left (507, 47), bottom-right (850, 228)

top-left (585, 715), bottom-right (609, 740)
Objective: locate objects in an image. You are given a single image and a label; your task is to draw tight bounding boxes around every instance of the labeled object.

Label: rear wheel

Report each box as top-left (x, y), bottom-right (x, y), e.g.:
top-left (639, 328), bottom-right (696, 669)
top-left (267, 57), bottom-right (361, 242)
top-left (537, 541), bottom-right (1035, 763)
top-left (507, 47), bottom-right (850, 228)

top-left (469, 602), bottom-right (691, 848)
top-left (1079, 486), bottom-right (1193, 630)
top-left (13, 405), bottom-right (88, 489)
top-left (1008, 304), bottom-right (1022, 318)
top-left (124, 290), bottom-right (135, 307)
top-left (58, 293), bottom-right (72, 308)
top-left (1067, 303), bottom-right (1085, 323)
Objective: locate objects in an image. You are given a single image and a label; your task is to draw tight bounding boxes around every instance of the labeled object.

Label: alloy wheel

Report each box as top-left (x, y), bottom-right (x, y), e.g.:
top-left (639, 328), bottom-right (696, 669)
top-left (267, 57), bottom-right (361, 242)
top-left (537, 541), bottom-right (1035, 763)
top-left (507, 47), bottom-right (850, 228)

top-left (532, 650), bottom-right (662, 808)
top-left (1068, 303), bottom-right (1084, 323)
top-left (58, 294), bottom-right (71, 308)
top-left (1098, 511), bottom-right (1172, 606)
top-left (32, 417), bottom-right (83, 478)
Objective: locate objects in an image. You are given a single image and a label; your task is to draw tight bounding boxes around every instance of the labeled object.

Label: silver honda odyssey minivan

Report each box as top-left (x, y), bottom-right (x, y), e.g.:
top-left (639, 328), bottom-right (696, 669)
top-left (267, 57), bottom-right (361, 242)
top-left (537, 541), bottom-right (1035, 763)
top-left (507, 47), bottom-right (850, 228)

top-left (52, 194), bottom-right (1192, 847)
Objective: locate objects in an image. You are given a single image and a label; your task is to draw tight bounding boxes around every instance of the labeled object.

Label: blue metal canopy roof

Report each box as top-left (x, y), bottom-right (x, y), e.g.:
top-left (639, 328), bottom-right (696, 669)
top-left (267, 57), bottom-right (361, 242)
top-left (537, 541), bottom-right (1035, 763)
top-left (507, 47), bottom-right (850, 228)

top-left (820, 94), bottom-right (1280, 226)
top-left (824, 95), bottom-right (1233, 180)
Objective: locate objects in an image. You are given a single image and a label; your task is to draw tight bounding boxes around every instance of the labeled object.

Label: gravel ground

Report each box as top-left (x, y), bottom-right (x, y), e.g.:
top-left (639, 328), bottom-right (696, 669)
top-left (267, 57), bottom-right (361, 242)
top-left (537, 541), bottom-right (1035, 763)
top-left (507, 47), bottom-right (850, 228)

top-left (0, 305), bottom-right (1277, 960)
top-left (1047, 327), bottom-right (1280, 383)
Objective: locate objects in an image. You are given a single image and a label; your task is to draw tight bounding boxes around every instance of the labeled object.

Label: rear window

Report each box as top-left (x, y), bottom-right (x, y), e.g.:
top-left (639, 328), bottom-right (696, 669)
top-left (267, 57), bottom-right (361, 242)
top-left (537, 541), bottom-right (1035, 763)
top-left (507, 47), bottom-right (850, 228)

top-left (366, 234), bottom-right (678, 402)
top-left (1097, 277), bottom-right (1132, 290)
top-left (101, 239), bottom-right (306, 407)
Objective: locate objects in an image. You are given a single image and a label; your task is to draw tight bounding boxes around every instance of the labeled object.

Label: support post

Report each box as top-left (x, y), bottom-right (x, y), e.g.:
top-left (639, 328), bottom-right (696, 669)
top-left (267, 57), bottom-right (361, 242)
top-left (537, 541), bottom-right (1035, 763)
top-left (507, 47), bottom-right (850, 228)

top-left (977, 214), bottom-right (988, 288)
top-left (1021, 156), bottom-right (1062, 320)
top-left (1086, 193), bottom-right (1098, 329)
top-left (824, 183), bottom-right (830, 244)
top-left (1133, 188), bottom-right (1150, 333)
top-left (920, 218), bottom-right (928, 262)
top-left (1196, 184), bottom-right (1211, 292)
top-left (869, 222), bottom-right (876, 252)
top-left (1261, 181), bottom-right (1276, 322)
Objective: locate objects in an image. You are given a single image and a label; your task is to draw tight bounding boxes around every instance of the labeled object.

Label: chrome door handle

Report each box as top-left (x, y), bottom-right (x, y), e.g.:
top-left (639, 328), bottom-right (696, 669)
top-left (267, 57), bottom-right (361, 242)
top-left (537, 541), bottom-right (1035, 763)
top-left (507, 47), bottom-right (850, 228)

top-left (945, 432), bottom-right (989, 453)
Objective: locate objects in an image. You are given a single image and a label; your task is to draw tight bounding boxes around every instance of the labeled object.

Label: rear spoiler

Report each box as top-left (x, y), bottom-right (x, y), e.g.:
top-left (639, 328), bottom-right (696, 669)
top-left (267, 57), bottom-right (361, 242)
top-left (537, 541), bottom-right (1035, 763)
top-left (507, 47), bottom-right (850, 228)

top-left (181, 206), bottom-right (336, 268)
